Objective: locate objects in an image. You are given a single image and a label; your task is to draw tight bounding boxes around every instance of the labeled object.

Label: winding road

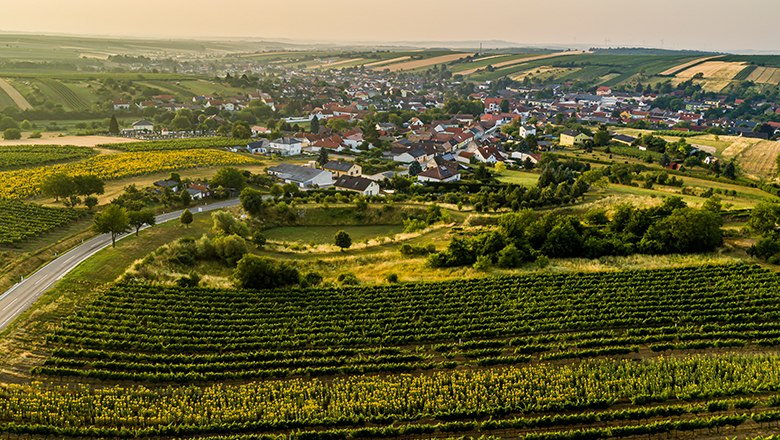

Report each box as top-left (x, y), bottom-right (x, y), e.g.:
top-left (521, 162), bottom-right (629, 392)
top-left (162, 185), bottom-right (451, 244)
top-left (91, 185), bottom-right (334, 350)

top-left (0, 198), bottom-right (240, 332)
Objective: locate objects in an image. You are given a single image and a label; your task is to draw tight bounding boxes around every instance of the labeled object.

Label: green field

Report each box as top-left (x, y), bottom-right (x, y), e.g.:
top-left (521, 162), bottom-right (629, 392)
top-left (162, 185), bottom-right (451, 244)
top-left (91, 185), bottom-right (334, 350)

top-left (496, 169), bottom-right (540, 186)
top-left (264, 224), bottom-right (405, 244)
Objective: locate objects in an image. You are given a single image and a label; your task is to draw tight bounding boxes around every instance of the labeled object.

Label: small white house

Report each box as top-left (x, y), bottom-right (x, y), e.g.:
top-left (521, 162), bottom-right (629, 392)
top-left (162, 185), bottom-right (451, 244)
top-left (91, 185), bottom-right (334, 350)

top-left (132, 120), bottom-right (154, 132)
top-left (267, 163), bottom-right (333, 188)
top-left (519, 125), bottom-right (537, 138)
top-left (269, 137), bottom-right (303, 156)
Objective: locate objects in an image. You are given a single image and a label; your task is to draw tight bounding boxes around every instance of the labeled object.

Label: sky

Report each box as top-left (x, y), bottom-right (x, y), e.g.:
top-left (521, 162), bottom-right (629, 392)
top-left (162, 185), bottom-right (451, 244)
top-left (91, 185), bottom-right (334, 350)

top-left (1, 0), bottom-right (778, 53)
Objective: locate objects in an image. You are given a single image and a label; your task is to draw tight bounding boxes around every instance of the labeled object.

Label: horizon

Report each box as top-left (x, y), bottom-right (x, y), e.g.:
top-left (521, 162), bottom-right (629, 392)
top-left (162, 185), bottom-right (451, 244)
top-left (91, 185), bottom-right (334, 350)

top-left (0, 0), bottom-right (778, 54)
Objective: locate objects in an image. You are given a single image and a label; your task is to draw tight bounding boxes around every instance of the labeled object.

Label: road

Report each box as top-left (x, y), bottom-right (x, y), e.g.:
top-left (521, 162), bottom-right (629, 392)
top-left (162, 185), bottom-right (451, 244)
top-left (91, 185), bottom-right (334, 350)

top-left (0, 198), bottom-right (240, 332)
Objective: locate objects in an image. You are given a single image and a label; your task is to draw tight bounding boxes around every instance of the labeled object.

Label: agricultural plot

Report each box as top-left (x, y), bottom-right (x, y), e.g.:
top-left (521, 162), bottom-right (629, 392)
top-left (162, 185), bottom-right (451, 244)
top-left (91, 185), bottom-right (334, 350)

top-left (34, 79), bottom-right (92, 110)
top-left (0, 149), bottom-right (260, 199)
top-left (0, 199), bottom-right (86, 245)
top-left (721, 137), bottom-right (780, 179)
top-left (450, 53), bottom-right (535, 74)
top-left (264, 224), bottom-right (405, 245)
top-left (378, 53), bottom-right (474, 72)
top-left (362, 55), bottom-right (411, 68)
top-left (658, 55), bottom-right (723, 76)
top-left (0, 87), bottom-right (16, 110)
top-left (746, 66), bottom-right (780, 85)
top-left (37, 264), bottom-right (780, 382)
top-left (460, 51), bottom-right (585, 76)
top-left (100, 137), bottom-right (246, 152)
top-left (309, 58), bottom-right (365, 70)
top-left (0, 145), bottom-right (96, 170)
top-left (0, 78), bottom-right (33, 110)
top-left (674, 60), bottom-right (747, 92)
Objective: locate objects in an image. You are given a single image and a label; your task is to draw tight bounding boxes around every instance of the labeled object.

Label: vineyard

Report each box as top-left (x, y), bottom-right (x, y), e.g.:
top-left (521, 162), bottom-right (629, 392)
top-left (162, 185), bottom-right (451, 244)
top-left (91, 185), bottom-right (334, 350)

top-left (37, 264), bottom-right (780, 382)
top-left (0, 149), bottom-right (260, 199)
top-left (102, 137), bottom-right (249, 152)
top-left (0, 145), bottom-right (96, 170)
top-left (0, 199), bottom-right (86, 245)
top-left (36, 79), bottom-right (91, 110)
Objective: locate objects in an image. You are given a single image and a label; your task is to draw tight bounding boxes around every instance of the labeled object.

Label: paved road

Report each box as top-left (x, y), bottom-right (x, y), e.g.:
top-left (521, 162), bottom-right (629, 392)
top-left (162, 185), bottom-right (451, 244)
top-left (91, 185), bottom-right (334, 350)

top-left (0, 198), bottom-right (240, 332)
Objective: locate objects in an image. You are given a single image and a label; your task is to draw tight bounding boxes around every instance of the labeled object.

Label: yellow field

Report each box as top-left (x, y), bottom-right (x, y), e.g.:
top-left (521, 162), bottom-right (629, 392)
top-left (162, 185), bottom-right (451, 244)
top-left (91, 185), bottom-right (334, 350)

top-left (722, 137), bottom-right (780, 180)
top-left (310, 58), bottom-right (364, 69)
top-left (363, 56), bottom-right (411, 67)
top-left (511, 66), bottom-right (580, 81)
top-left (378, 53), bottom-right (474, 72)
top-left (459, 51), bottom-right (586, 76)
top-left (747, 66), bottom-right (780, 85)
top-left (659, 55), bottom-right (723, 76)
top-left (674, 61), bottom-right (747, 92)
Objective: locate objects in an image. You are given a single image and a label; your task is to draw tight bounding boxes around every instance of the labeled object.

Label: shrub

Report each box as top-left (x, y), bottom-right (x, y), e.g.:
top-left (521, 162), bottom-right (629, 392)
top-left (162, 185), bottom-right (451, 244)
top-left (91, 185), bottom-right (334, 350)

top-left (337, 272), bottom-right (359, 285)
top-left (233, 254), bottom-right (300, 289)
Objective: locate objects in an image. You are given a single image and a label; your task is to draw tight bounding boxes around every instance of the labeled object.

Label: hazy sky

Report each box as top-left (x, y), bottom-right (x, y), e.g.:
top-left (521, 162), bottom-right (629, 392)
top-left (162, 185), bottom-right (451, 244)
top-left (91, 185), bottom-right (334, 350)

top-left (1, 0), bottom-right (778, 53)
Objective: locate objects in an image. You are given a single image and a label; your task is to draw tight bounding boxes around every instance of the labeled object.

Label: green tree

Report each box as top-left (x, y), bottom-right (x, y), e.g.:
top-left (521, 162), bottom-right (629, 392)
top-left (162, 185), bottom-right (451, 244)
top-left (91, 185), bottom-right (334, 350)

top-left (723, 160), bottom-right (737, 179)
top-left (108, 115), bottom-right (119, 135)
top-left (408, 161), bottom-right (422, 176)
top-left (240, 187), bottom-right (266, 216)
top-left (211, 167), bottom-right (247, 193)
top-left (211, 211), bottom-right (249, 236)
top-left (180, 189), bottom-right (192, 207)
top-left (3, 128), bottom-right (21, 140)
top-left (334, 230), bottom-right (352, 251)
top-left (593, 129), bottom-right (611, 147)
top-left (41, 173), bottom-right (76, 202)
top-left (317, 148), bottom-right (329, 167)
top-left (93, 204), bottom-right (129, 247)
top-left (233, 254), bottom-right (300, 289)
top-left (748, 201), bottom-right (780, 235)
top-left (310, 115), bottom-right (320, 133)
top-left (180, 209), bottom-right (193, 228)
top-left (84, 195), bottom-right (99, 210)
top-left (73, 175), bottom-right (104, 196)
top-left (171, 113), bottom-right (192, 131)
top-left (0, 116), bottom-right (18, 130)
top-left (231, 122), bottom-right (251, 139)
top-left (127, 209), bottom-right (156, 236)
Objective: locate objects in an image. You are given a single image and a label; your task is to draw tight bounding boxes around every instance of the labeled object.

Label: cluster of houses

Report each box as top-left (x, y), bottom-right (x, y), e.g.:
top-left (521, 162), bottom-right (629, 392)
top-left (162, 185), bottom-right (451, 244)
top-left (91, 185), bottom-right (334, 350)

top-left (266, 161), bottom-right (380, 196)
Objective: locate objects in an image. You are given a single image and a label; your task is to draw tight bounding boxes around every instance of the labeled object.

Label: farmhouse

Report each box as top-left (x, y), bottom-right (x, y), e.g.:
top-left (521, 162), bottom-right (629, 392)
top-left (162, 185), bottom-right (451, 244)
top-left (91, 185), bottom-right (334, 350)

top-left (560, 130), bottom-right (592, 146)
top-left (131, 120), bottom-right (154, 132)
top-left (519, 125), bottom-right (537, 138)
top-left (510, 152), bottom-right (542, 164)
top-left (246, 140), bottom-right (270, 154)
top-left (267, 163), bottom-right (333, 188)
top-left (418, 158), bottom-right (461, 183)
top-left (153, 180), bottom-right (179, 192)
top-left (323, 160), bottom-right (362, 177)
top-left (474, 146), bottom-right (506, 163)
top-left (268, 137), bottom-right (303, 156)
top-left (113, 100), bottom-right (131, 111)
top-left (612, 134), bottom-right (637, 145)
top-left (334, 175), bottom-right (380, 196)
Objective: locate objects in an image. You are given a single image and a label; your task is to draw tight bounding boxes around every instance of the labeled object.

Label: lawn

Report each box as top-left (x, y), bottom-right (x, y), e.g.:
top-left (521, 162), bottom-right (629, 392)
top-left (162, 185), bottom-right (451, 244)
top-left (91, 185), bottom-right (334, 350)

top-left (264, 224), bottom-right (405, 245)
top-left (496, 170), bottom-right (540, 186)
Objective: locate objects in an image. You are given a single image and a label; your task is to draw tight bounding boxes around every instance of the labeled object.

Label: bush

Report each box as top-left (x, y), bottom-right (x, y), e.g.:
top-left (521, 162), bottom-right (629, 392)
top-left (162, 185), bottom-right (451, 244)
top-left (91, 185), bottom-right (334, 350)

top-left (399, 243), bottom-right (436, 257)
top-left (337, 272), bottom-right (359, 285)
top-left (3, 128), bottom-right (21, 140)
top-left (386, 273), bottom-right (399, 283)
top-left (213, 234), bottom-right (249, 266)
top-left (301, 272), bottom-right (323, 288)
top-left (233, 254), bottom-right (300, 289)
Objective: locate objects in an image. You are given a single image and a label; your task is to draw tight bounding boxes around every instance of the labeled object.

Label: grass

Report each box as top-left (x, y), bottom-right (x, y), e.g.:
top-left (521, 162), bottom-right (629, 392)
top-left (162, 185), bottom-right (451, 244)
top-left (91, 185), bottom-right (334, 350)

top-left (496, 170), bottom-right (540, 186)
top-left (265, 224), bottom-right (405, 245)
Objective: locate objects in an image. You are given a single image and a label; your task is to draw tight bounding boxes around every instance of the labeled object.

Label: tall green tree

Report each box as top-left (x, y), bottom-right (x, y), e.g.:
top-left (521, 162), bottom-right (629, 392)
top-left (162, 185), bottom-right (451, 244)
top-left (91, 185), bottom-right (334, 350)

top-left (127, 209), bottom-right (156, 236)
top-left (334, 230), bottom-right (352, 251)
top-left (108, 115), bottom-right (119, 135)
top-left (317, 148), bottom-right (329, 167)
top-left (180, 209), bottom-right (193, 228)
top-left (94, 204), bottom-right (129, 247)
top-left (310, 116), bottom-right (320, 134)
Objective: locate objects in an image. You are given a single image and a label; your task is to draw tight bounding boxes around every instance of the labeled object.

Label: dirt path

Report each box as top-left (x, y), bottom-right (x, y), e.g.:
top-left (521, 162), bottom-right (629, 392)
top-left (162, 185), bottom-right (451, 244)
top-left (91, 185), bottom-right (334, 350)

top-left (0, 135), bottom-right (142, 147)
top-left (0, 79), bottom-right (32, 110)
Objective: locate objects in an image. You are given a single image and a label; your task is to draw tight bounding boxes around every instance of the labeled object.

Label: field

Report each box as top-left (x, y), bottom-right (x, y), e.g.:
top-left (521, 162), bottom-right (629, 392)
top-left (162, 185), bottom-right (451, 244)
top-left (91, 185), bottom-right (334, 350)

top-left (264, 224), bottom-right (405, 245)
top-left (101, 137), bottom-right (247, 152)
top-left (674, 60), bottom-right (748, 92)
top-left (721, 137), bottom-right (780, 179)
top-left (510, 66), bottom-right (580, 82)
top-left (0, 145), bottom-right (96, 170)
top-left (460, 51), bottom-right (586, 76)
top-left (0, 78), bottom-right (33, 110)
top-left (658, 55), bottom-right (723, 76)
top-left (362, 55), bottom-right (411, 67)
top-left (0, 199), bottom-right (87, 245)
top-left (378, 53), bottom-right (474, 72)
top-left (0, 149), bottom-right (260, 199)
top-left (7, 264), bottom-right (780, 438)
top-left (746, 66), bottom-right (780, 85)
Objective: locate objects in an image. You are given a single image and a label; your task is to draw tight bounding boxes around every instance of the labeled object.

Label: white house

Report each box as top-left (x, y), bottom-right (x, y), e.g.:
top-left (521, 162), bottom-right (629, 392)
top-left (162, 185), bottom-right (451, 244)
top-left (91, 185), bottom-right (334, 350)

top-left (519, 125), bottom-right (537, 138)
top-left (113, 100), bottom-right (131, 111)
top-left (334, 175), bottom-right (381, 196)
top-left (269, 137), bottom-right (303, 156)
top-left (131, 120), bottom-right (154, 132)
top-left (417, 163), bottom-right (461, 183)
top-left (474, 146), bottom-right (506, 163)
top-left (267, 163), bottom-right (333, 188)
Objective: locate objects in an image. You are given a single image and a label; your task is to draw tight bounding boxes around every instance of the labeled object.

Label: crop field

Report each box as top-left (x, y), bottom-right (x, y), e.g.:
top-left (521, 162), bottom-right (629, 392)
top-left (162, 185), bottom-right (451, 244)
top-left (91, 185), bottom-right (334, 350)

top-left (0, 264), bottom-right (777, 438)
top-left (721, 136), bottom-right (780, 179)
top-left (378, 53), bottom-right (474, 72)
top-left (0, 199), bottom-right (87, 245)
top-left (101, 137), bottom-right (247, 152)
top-left (0, 78), bottom-right (33, 110)
top-left (510, 66), bottom-right (580, 82)
top-left (34, 264), bottom-right (780, 381)
top-left (362, 55), bottom-right (411, 68)
top-left (746, 66), bottom-right (780, 85)
top-left (29, 78), bottom-right (93, 110)
top-left (0, 149), bottom-right (260, 199)
top-left (450, 53), bottom-right (536, 74)
top-left (674, 60), bottom-right (748, 91)
top-left (0, 145), bottom-right (96, 170)
top-left (658, 55), bottom-right (723, 76)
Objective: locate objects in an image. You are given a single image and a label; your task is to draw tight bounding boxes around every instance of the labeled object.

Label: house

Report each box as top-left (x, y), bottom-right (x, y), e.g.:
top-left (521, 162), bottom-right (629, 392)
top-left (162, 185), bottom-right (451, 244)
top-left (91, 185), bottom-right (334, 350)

top-left (519, 125), bottom-right (537, 138)
top-left (323, 160), bottom-right (362, 177)
top-left (132, 120), bottom-right (154, 132)
top-left (474, 146), bottom-right (506, 163)
top-left (187, 183), bottom-right (211, 200)
top-left (311, 135), bottom-right (345, 152)
top-left (342, 128), bottom-right (365, 149)
top-left (418, 158), bottom-right (461, 183)
top-left (334, 175), bottom-right (380, 196)
top-left (251, 125), bottom-right (271, 136)
top-left (153, 180), bottom-right (179, 192)
top-left (267, 163), bottom-right (333, 188)
top-left (483, 97), bottom-right (504, 113)
top-left (510, 152), bottom-right (541, 164)
top-left (113, 100), bottom-right (131, 111)
top-left (560, 130), bottom-right (592, 147)
top-left (246, 140), bottom-right (270, 154)
top-left (612, 134), bottom-right (637, 145)
top-left (268, 137), bottom-right (303, 156)
top-left (596, 86), bottom-right (612, 96)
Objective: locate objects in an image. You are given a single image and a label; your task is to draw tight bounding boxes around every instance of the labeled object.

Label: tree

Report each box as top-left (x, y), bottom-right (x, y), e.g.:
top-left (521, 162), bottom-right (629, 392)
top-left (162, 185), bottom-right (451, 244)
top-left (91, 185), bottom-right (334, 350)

top-left (108, 114), bottom-right (119, 135)
top-left (231, 122), bottom-right (251, 139)
top-left (233, 254), bottom-right (300, 289)
top-left (41, 173), bottom-right (76, 202)
top-left (84, 196), bottom-right (99, 210)
top-left (180, 189), bottom-right (192, 207)
top-left (334, 230), bottom-right (352, 251)
top-left (3, 128), bottom-right (21, 140)
top-left (317, 148), bottom-right (329, 167)
top-left (500, 99), bottom-right (510, 113)
top-left (494, 161), bottom-right (506, 174)
top-left (211, 211), bottom-right (249, 236)
top-left (93, 204), bottom-right (129, 247)
top-left (211, 167), bottom-right (247, 193)
top-left (310, 115), bottom-right (320, 134)
top-left (723, 160), bottom-right (737, 179)
top-left (240, 187), bottom-right (266, 216)
top-left (0, 116), bottom-right (18, 130)
top-left (408, 161), bottom-right (422, 176)
top-left (180, 209), bottom-right (193, 228)
top-left (171, 113), bottom-right (192, 131)
top-left (73, 175), bottom-right (104, 196)
top-left (128, 209), bottom-right (156, 236)
top-left (593, 129), bottom-right (611, 147)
